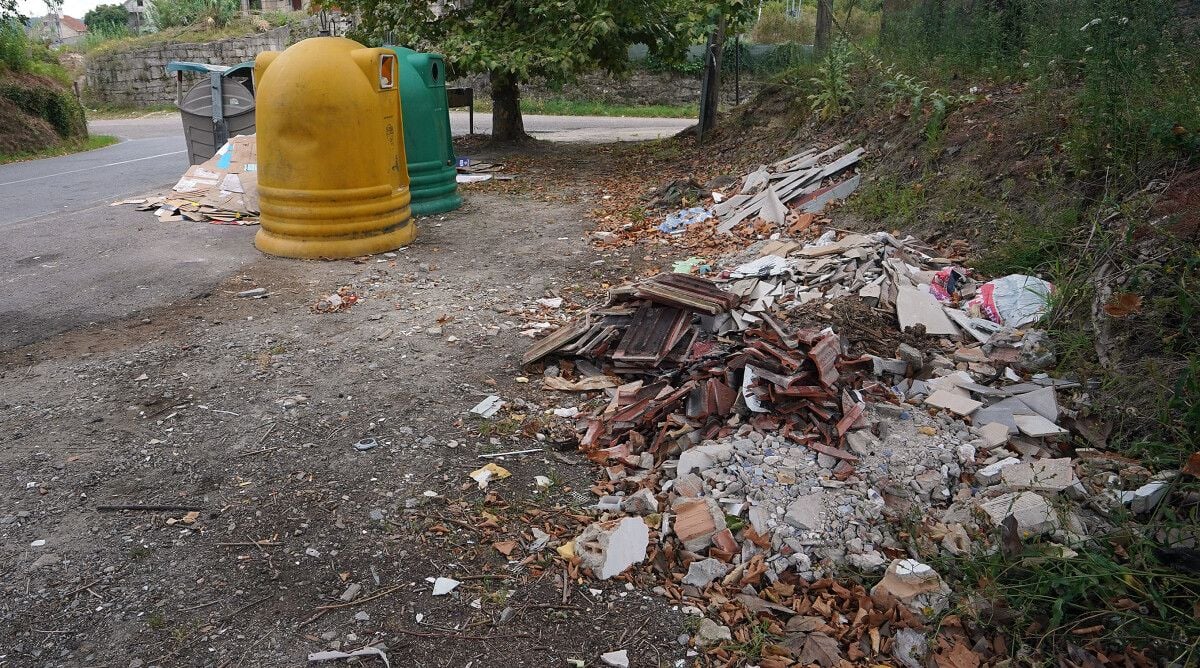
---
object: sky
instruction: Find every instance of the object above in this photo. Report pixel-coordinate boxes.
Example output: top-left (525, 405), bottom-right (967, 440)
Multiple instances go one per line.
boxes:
top-left (18, 0), bottom-right (110, 21)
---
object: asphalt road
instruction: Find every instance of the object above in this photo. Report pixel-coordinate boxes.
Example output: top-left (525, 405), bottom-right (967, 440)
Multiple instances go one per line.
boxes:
top-left (0, 111), bottom-right (691, 351)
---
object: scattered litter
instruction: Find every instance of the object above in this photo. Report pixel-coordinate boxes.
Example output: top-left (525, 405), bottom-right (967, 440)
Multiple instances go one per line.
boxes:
top-left (659, 207), bottom-right (712, 235)
top-left (353, 438), bottom-right (378, 452)
top-left (429, 576), bottom-right (460, 595)
top-left (600, 649), bottom-right (629, 667)
top-left (967, 274), bottom-right (1053, 327)
top-left (308, 646), bottom-right (390, 667)
top-left (456, 173), bottom-right (493, 184)
top-left (468, 463), bottom-right (511, 489)
top-left (236, 287), bottom-right (267, 298)
top-left (312, 287), bottom-right (359, 313)
top-left (470, 395), bottom-right (504, 418)
top-left (477, 448), bottom-right (543, 459)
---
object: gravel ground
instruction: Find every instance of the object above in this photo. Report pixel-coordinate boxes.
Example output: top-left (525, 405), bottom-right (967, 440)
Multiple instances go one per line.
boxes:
top-left (0, 190), bottom-right (689, 667)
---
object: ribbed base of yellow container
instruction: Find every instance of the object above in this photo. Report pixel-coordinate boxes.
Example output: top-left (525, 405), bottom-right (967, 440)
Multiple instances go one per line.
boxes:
top-left (255, 183), bottom-right (416, 258)
top-left (255, 220), bottom-right (416, 258)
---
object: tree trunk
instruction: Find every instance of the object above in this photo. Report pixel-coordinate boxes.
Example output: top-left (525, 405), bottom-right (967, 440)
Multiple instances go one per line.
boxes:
top-left (490, 71), bottom-right (528, 142)
top-left (697, 14), bottom-right (726, 140)
top-left (815, 0), bottom-right (833, 55)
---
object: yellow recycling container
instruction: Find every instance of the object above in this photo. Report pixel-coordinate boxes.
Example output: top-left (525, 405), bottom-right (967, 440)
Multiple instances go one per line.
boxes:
top-left (253, 37), bottom-right (415, 258)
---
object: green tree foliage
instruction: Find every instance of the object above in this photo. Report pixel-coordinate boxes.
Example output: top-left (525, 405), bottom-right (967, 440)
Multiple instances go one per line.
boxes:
top-left (330, 0), bottom-right (715, 141)
top-left (84, 3), bottom-right (130, 31)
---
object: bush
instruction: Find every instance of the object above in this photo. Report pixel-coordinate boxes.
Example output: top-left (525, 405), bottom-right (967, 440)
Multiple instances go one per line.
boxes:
top-left (150, 0), bottom-right (240, 29)
top-left (0, 80), bottom-right (87, 139)
top-left (1, 19), bottom-right (30, 71)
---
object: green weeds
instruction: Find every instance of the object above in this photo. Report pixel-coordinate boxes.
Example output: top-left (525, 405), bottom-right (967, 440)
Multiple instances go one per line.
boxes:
top-left (851, 175), bottom-right (925, 227)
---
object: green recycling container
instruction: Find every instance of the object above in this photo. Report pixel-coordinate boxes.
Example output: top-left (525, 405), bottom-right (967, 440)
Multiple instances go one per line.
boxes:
top-left (387, 46), bottom-right (462, 216)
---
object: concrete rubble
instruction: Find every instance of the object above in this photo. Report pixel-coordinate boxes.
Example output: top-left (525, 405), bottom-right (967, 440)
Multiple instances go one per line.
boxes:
top-left (522, 170), bottom-right (1166, 657)
top-left (574, 516), bottom-right (649, 580)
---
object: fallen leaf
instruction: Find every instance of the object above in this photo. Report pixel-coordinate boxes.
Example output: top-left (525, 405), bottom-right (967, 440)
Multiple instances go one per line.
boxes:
top-left (1103, 293), bottom-right (1143, 318)
top-left (932, 639), bottom-right (981, 668)
top-left (796, 632), bottom-right (842, 668)
top-left (738, 593), bottom-right (797, 617)
top-left (492, 540), bottom-right (518, 556)
top-left (181, 511), bottom-right (200, 525)
top-left (785, 615), bottom-right (827, 633)
top-left (1183, 451), bottom-right (1200, 478)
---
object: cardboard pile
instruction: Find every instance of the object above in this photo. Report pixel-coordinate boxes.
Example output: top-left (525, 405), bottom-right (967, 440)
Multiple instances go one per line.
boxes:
top-left (119, 134), bottom-right (259, 225)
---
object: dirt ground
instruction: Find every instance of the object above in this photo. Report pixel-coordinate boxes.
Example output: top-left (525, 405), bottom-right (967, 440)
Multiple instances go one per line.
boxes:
top-left (0, 170), bottom-right (693, 667)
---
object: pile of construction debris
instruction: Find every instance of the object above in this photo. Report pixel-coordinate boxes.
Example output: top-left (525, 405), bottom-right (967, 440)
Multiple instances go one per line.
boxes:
top-left (710, 144), bottom-right (863, 233)
top-left (113, 134), bottom-right (259, 225)
top-left (518, 219), bottom-right (1180, 663)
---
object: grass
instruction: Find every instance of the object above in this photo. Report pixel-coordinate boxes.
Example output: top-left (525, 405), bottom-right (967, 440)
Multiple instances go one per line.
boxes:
top-left (79, 16), bottom-right (277, 56)
top-left (474, 97), bottom-right (697, 119)
top-left (0, 135), bottom-right (118, 165)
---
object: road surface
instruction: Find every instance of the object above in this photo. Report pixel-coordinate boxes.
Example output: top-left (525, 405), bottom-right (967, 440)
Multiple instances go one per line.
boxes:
top-left (0, 112), bottom-right (691, 351)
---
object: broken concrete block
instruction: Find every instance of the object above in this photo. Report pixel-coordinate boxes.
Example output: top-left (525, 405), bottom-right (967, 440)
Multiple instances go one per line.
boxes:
top-left (1013, 414), bottom-right (1068, 437)
top-left (682, 558), bottom-right (731, 587)
top-left (747, 505), bottom-right (769, 534)
top-left (1015, 386), bottom-right (1059, 422)
top-left (1000, 458), bottom-right (1074, 492)
top-left (600, 649), bottom-right (629, 667)
top-left (977, 457), bottom-right (1020, 484)
top-left (672, 473), bottom-right (705, 497)
top-left (892, 627), bottom-right (929, 668)
top-left (953, 346), bottom-right (988, 363)
top-left (847, 550), bottom-right (887, 572)
top-left (621, 488), bottom-right (659, 515)
top-left (1126, 481), bottom-right (1170, 514)
top-left (784, 491), bottom-right (823, 530)
top-left (696, 618), bottom-right (732, 646)
top-left (870, 559), bottom-right (951, 617)
top-left (979, 491), bottom-right (1059, 536)
top-left (925, 389), bottom-right (982, 416)
top-left (973, 406), bottom-right (1019, 434)
top-left (672, 497), bottom-right (726, 553)
top-left (897, 286), bottom-right (959, 336)
top-left (897, 343), bottom-right (924, 373)
top-left (576, 517), bottom-right (649, 580)
top-left (677, 441), bottom-right (734, 477)
top-left (977, 422), bottom-right (1011, 448)
top-left (846, 430), bottom-right (879, 457)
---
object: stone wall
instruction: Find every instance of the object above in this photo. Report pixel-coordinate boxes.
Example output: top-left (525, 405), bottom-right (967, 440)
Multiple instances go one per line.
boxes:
top-left (83, 18), bottom-right (321, 107)
top-left (449, 69), bottom-right (757, 108)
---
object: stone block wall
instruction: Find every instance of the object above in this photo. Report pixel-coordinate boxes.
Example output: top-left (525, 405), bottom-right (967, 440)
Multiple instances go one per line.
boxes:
top-left (83, 18), bottom-right (320, 107)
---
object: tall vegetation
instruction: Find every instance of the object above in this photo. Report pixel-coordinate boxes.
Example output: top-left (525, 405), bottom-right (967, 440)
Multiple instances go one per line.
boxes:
top-left (881, 0), bottom-right (1200, 184)
top-left (150, 0), bottom-right (239, 29)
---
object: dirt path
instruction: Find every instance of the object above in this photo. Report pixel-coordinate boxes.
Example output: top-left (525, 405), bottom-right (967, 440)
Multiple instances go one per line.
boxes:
top-left (0, 186), bottom-right (687, 666)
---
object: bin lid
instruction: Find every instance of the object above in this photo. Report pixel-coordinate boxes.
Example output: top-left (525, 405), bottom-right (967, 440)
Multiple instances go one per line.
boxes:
top-left (167, 61), bottom-right (256, 79)
top-left (180, 77), bottom-right (255, 119)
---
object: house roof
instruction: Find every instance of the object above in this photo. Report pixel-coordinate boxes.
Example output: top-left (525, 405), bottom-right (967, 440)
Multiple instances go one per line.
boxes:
top-left (59, 15), bottom-right (88, 33)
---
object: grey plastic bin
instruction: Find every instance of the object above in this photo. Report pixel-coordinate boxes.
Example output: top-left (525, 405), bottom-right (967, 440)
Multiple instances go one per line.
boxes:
top-left (167, 61), bottom-right (256, 165)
